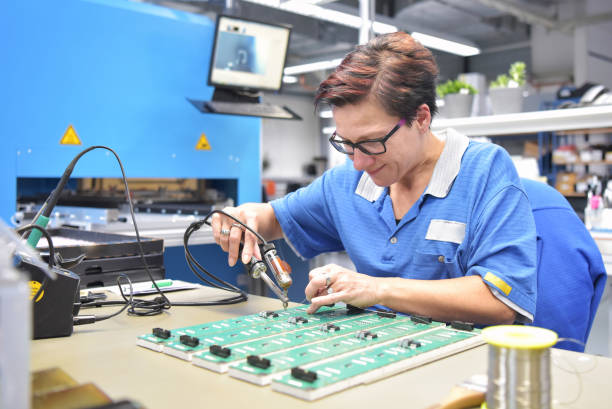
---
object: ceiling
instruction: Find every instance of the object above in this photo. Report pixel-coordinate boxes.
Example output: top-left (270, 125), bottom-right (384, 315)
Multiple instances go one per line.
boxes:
top-left (140, 0), bottom-right (606, 92)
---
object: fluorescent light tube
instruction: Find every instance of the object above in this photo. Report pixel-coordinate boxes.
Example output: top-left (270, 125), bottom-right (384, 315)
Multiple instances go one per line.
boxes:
top-left (284, 58), bottom-right (343, 75)
top-left (411, 32), bottom-right (480, 56)
top-left (282, 75), bottom-right (298, 84)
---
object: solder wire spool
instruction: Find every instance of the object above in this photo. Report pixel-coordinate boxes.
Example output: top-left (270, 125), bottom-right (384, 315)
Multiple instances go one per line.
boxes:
top-left (481, 325), bottom-right (558, 409)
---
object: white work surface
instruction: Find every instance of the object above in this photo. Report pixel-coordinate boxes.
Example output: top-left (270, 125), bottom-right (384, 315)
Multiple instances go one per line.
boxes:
top-left (31, 287), bottom-right (612, 409)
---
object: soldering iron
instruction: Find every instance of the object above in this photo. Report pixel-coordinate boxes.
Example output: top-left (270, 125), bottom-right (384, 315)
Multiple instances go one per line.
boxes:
top-left (199, 210), bottom-right (293, 309)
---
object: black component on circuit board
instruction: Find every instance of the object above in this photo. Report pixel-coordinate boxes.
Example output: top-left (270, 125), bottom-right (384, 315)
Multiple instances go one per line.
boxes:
top-left (450, 321), bottom-right (474, 331)
top-left (247, 355), bottom-right (271, 369)
top-left (399, 338), bottom-right (422, 349)
top-left (179, 335), bottom-right (199, 347)
top-left (210, 344), bottom-right (231, 358)
top-left (319, 323), bottom-right (340, 332)
top-left (376, 310), bottom-right (396, 319)
top-left (259, 311), bottom-right (279, 318)
top-left (152, 327), bottom-right (171, 339)
top-left (355, 330), bottom-right (378, 340)
top-left (346, 304), bottom-right (365, 315)
top-left (291, 367), bottom-right (318, 383)
top-left (410, 315), bottom-right (432, 324)
top-left (288, 316), bottom-right (308, 324)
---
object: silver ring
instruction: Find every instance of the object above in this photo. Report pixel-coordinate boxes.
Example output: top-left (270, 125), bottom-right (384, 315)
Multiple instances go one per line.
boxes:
top-left (231, 223), bottom-right (244, 230)
top-left (325, 276), bottom-right (331, 287)
top-left (327, 286), bottom-right (334, 294)
top-left (220, 228), bottom-right (231, 236)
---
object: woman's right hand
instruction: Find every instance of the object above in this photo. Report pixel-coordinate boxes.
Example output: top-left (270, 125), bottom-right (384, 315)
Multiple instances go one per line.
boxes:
top-left (210, 206), bottom-right (262, 266)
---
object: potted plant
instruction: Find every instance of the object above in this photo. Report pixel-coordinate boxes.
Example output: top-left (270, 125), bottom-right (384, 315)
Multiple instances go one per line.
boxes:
top-left (489, 61), bottom-right (526, 115)
top-left (436, 79), bottom-right (477, 118)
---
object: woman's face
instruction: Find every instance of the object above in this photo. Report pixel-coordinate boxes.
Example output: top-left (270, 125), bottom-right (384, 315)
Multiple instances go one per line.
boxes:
top-left (333, 98), bottom-right (431, 187)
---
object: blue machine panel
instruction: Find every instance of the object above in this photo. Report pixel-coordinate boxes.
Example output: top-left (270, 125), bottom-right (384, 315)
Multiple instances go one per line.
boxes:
top-left (0, 0), bottom-right (284, 296)
top-left (0, 0), bottom-right (262, 221)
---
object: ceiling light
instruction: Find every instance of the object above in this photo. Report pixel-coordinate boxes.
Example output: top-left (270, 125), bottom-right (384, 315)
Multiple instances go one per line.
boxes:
top-left (241, 0), bottom-right (477, 58)
top-left (322, 126), bottom-right (335, 134)
top-left (411, 32), bottom-right (480, 57)
top-left (372, 21), bottom-right (397, 34)
top-left (243, 0), bottom-right (396, 34)
top-left (284, 58), bottom-right (343, 75)
top-left (282, 75), bottom-right (298, 84)
top-left (319, 110), bottom-right (333, 118)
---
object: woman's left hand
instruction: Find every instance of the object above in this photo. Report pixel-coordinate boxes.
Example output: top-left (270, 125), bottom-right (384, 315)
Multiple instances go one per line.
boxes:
top-left (305, 264), bottom-right (382, 314)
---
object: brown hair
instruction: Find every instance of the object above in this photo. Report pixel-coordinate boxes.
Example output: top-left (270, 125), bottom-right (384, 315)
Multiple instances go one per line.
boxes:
top-left (315, 32), bottom-right (439, 124)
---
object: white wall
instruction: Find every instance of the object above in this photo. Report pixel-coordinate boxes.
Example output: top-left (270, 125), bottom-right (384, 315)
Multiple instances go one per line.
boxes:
top-left (531, 2), bottom-right (575, 85)
top-left (261, 93), bottom-right (320, 179)
top-left (532, 0), bottom-right (612, 90)
top-left (575, 0), bottom-right (612, 87)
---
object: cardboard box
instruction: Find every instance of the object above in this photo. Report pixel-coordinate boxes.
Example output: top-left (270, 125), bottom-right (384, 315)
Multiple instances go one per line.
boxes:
top-left (523, 140), bottom-right (540, 158)
top-left (555, 172), bottom-right (577, 194)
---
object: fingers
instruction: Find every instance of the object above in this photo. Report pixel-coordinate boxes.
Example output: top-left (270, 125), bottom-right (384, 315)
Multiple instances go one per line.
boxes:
top-left (211, 207), bottom-right (255, 267)
top-left (305, 267), bottom-right (332, 302)
top-left (210, 212), bottom-right (224, 246)
top-left (242, 211), bottom-right (260, 264)
top-left (227, 223), bottom-right (244, 266)
top-left (307, 290), bottom-right (345, 314)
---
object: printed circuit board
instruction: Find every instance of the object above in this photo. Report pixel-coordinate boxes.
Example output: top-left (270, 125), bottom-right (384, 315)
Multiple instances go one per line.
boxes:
top-left (136, 305), bottom-right (483, 400)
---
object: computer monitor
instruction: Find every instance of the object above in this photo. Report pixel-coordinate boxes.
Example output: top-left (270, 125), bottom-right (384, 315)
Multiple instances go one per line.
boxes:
top-left (208, 15), bottom-right (291, 93)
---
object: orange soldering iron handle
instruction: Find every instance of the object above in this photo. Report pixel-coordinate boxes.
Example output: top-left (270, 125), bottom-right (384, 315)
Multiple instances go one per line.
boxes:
top-left (265, 252), bottom-right (293, 289)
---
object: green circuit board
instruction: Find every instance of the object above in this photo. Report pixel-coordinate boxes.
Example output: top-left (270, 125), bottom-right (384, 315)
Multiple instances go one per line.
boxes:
top-left (228, 319), bottom-right (444, 384)
top-left (136, 305), bottom-right (483, 400)
top-left (271, 326), bottom-right (482, 400)
top-left (137, 305), bottom-right (313, 352)
top-left (192, 313), bottom-right (415, 372)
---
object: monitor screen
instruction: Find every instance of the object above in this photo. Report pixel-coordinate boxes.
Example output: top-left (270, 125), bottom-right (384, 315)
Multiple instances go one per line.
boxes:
top-left (208, 15), bottom-right (291, 92)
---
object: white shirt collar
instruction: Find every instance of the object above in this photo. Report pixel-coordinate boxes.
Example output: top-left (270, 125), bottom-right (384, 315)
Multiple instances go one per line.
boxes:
top-left (355, 128), bottom-right (469, 202)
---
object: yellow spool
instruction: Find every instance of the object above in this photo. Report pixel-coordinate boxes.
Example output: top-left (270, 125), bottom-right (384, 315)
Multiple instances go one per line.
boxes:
top-left (482, 325), bottom-right (558, 349)
top-left (481, 325), bottom-right (558, 409)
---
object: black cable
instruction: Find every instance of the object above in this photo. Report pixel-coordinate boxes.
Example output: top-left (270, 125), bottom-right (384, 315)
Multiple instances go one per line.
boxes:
top-left (15, 224), bottom-right (56, 269)
top-left (202, 209), bottom-right (268, 245)
top-left (169, 215), bottom-right (248, 306)
top-left (49, 146), bottom-right (253, 323)
top-left (79, 214), bottom-right (249, 310)
top-left (70, 147), bottom-right (247, 317)
top-left (87, 274), bottom-right (135, 322)
top-left (15, 224), bottom-right (56, 304)
top-left (46, 146), bottom-right (171, 317)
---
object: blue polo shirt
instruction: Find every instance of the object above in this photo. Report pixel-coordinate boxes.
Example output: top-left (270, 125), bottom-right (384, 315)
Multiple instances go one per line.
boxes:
top-left (271, 128), bottom-right (537, 322)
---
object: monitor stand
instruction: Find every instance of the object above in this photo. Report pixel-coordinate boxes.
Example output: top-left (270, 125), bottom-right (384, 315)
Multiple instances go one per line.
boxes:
top-left (187, 87), bottom-right (260, 113)
top-left (211, 87), bottom-right (260, 103)
top-left (186, 87), bottom-right (301, 120)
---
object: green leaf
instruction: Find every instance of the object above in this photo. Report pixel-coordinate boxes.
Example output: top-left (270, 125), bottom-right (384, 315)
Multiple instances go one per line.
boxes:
top-left (491, 61), bottom-right (526, 88)
top-left (436, 79), bottom-right (478, 97)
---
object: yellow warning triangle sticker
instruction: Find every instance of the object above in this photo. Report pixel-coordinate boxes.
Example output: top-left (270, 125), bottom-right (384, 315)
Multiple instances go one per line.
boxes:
top-left (60, 125), bottom-right (82, 145)
top-left (195, 133), bottom-right (211, 150)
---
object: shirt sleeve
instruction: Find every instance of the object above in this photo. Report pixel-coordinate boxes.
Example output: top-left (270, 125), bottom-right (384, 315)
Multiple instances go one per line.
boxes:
top-left (466, 184), bottom-right (538, 323)
top-left (270, 170), bottom-right (345, 259)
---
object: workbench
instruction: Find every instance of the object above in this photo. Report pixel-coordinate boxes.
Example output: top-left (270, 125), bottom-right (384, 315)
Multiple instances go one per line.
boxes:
top-left (31, 287), bottom-right (612, 409)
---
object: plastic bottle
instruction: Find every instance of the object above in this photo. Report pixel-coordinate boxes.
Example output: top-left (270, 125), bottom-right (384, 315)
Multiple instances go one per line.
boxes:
top-left (0, 225), bottom-right (32, 409)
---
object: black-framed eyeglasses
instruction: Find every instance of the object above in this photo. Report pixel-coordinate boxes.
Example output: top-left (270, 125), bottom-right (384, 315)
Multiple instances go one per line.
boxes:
top-left (329, 118), bottom-right (407, 155)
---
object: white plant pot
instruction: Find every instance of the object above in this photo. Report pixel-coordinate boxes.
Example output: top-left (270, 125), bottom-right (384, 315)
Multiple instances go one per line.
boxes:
top-left (489, 86), bottom-right (524, 115)
top-left (443, 93), bottom-right (474, 118)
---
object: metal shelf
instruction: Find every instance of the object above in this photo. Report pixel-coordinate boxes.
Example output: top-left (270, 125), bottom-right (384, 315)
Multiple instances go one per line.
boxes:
top-left (431, 105), bottom-right (612, 137)
top-left (553, 160), bottom-right (612, 166)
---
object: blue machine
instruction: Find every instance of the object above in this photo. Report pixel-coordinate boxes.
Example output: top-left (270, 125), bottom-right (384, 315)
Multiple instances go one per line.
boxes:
top-left (0, 0), bottom-right (310, 297)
